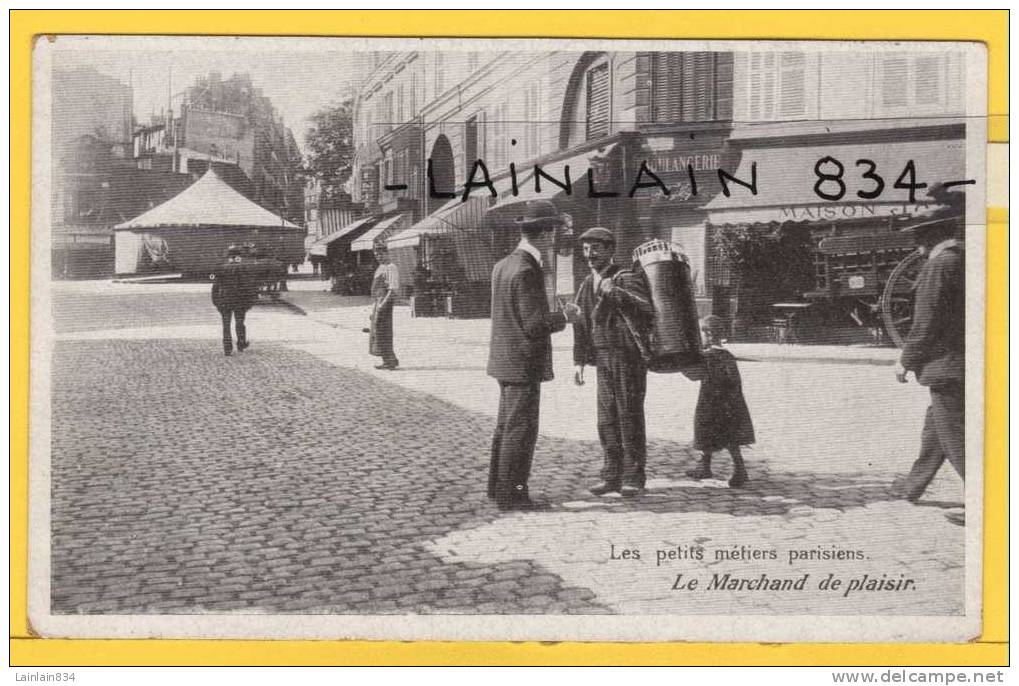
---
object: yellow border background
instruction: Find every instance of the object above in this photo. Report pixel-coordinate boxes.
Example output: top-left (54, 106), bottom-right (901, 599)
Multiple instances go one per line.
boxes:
top-left (10, 9), bottom-right (1008, 666)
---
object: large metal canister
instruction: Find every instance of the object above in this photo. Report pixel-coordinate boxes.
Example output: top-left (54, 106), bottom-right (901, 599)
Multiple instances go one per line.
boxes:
top-left (632, 239), bottom-right (703, 372)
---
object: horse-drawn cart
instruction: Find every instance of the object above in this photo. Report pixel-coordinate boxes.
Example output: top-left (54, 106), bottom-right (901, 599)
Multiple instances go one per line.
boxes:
top-left (801, 224), bottom-right (921, 345)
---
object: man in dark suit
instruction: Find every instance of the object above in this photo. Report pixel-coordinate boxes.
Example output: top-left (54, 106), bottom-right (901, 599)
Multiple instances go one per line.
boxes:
top-left (894, 208), bottom-right (965, 508)
top-left (487, 200), bottom-right (581, 511)
top-left (211, 245), bottom-right (258, 356)
top-left (571, 227), bottom-right (655, 497)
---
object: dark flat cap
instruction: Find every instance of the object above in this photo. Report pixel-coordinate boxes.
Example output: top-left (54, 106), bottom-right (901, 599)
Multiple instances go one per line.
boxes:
top-left (579, 226), bottom-right (616, 244)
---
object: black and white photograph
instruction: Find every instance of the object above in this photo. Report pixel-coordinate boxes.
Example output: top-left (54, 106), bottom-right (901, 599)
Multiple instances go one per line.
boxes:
top-left (29, 36), bottom-right (987, 642)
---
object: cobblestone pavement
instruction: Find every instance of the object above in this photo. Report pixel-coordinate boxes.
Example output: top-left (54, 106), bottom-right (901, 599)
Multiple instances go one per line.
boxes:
top-left (51, 339), bottom-right (611, 615)
top-left (47, 285), bottom-right (967, 618)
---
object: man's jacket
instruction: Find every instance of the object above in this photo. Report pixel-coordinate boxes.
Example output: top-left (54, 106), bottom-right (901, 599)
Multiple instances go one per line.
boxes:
top-left (900, 244), bottom-right (965, 388)
top-left (487, 249), bottom-right (567, 383)
top-left (573, 264), bottom-right (654, 366)
top-left (211, 260), bottom-right (258, 311)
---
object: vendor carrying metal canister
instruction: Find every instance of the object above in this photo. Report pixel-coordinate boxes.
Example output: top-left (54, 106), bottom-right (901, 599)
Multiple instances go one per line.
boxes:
top-left (571, 227), bottom-right (656, 497)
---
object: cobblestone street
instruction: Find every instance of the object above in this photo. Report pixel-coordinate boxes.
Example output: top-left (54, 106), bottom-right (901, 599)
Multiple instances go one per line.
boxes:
top-left (47, 282), bottom-right (967, 619)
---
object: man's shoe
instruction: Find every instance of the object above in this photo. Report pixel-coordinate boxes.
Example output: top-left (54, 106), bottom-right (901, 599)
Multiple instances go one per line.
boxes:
top-left (890, 477), bottom-right (922, 503)
top-left (224, 348), bottom-right (233, 357)
top-left (686, 458), bottom-right (713, 480)
top-left (620, 485), bottom-right (643, 498)
top-left (589, 481), bottom-right (621, 496)
top-left (728, 471), bottom-right (748, 489)
top-left (374, 363), bottom-right (397, 370)
top-left (497, 497), bottom-right (538, 512)
top-left (237, 340), bottom-right (249, 352)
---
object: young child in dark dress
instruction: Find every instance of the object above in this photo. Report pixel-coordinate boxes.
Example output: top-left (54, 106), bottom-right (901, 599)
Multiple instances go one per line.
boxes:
top-left (686, 315), bottom-right (755, 488)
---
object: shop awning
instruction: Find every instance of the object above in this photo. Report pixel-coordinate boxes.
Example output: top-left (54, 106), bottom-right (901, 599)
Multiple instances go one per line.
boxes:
top-left (487, 142), bottom-right (618, 219)
top-left (308, 215), bottom-right (378, 256)
top-left (387, 197), bottom-right (490, 249)
top-left (703, 139), bottom-right (966, 225)
top-left (351, 213), bottom-right (406, 252)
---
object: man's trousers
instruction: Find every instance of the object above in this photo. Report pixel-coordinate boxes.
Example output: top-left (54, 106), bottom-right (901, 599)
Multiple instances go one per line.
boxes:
top-left (595, 349), bottom-right (648, 488)
top-left (219, 306), bottom-right (248, 352)
top-left (488, 381), bottom-right (541, 505)
top-left (903, 385), bottom-right (965, 500)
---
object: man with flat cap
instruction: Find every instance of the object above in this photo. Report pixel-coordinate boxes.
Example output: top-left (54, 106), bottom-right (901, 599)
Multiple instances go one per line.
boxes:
top-left (571, 227), bottom-right (655, 497)
top-left (894, 188), bottom-right (966, 511)
top-left (487, 200), bottom-right (581, 511)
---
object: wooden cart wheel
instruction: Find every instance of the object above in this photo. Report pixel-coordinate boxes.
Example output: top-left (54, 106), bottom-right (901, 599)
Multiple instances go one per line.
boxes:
top-left (880, 249), bottom-right (924, 348)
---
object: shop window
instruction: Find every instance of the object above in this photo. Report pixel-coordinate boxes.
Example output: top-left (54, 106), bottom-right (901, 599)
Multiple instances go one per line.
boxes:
top-left (585, 62), bottom-right (610, 140)
top-left (650, 52), bottom-right (733, 123)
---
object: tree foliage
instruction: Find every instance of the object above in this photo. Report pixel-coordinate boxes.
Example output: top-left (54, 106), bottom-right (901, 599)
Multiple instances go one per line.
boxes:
top-left (304, 99), bottom-right (355, 205)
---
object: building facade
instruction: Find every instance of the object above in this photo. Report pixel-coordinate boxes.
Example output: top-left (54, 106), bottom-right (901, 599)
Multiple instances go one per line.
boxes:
top-left (350, 48), bottom-right (969, 337)
top-left (49, 66), bottom-right (165, 279)
top-left (132, 72), bottom-right (306, 227)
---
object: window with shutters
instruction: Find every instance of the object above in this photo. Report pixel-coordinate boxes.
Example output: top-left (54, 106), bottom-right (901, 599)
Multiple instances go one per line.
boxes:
top-left (396, 82), bottom-right (405, 123)
top-left (489, 102), bottom-right (508, 171)
top-left (523, 81), bottom-right (543, 158)
top-left (879, 53), bottom-right (950, 112)
top-left (744, 52), bottom-right (807, 121)
top-left (586, 62), bottom-right (610, 140)
top-left (382, 92), bottom-right (394, 134)
top-left (465, 115), bottom-right (478, 169)
top-left (882, 57), bottom-right (909, 107)
top-left (435, 53), bottom-right (445, 97)
top-left (409, 71), bottom-right (417, 119)
top-left (914, 56), bottom-right (940, 105)
top-left (650, 52), bottom-right (733, 123)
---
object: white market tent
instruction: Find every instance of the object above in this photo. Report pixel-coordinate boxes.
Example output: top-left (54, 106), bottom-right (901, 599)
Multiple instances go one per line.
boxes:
top-left (113, 168), bottom-right (303, 276)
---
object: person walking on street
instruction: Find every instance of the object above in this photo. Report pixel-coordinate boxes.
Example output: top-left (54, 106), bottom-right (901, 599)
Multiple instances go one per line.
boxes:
top-left (571, 227), bottom-right (655, 497)
top-left (369, 246), bottom-right (401, 370)
top-left (685, 315), bottom-right (755, 488)
top-left (487, 200), bottom-right (581, 511)
top-left (894, 203), bottom-right (965, 512)
top-left (211, 244), bottom-right (258, 356)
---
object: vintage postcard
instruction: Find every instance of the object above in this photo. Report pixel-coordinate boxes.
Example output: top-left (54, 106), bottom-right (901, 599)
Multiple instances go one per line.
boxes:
top-left (28, 35), bottom-right (987, 643)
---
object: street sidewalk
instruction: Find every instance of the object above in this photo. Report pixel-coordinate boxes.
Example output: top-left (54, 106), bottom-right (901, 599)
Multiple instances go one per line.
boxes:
top-left (282, 289), bottom-right (900, 367)
top-left (277, 294), bottom-right (946, 490)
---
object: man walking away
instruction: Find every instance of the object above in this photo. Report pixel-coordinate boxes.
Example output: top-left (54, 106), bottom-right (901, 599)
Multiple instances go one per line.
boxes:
top-left (211, 244), bottom-right (258, 356)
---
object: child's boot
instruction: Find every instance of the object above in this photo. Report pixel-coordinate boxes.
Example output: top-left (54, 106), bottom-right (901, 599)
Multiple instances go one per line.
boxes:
top-left (728, 448), bottom-right (748, 488)
top-left (686, 453), bottom-right (713, 480)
